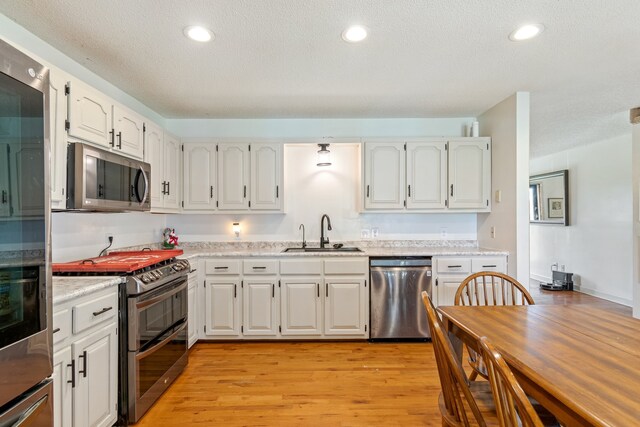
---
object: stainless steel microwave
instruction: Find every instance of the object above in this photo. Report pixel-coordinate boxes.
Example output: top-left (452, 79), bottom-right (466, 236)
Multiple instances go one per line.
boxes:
top-left (67, 142), bottom-right (151, 211)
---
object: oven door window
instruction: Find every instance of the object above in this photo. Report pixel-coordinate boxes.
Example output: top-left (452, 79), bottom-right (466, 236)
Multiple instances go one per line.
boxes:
top-left (135, 282), bottom-right (187, 351)
top-left (85, 155), bottom-right (131, 203)
top-left (0, 266), bottom-right (44, 348)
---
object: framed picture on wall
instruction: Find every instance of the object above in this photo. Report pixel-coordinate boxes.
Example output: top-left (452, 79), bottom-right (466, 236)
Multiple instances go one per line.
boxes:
top-left (548, 198), bottom-right (564, 218)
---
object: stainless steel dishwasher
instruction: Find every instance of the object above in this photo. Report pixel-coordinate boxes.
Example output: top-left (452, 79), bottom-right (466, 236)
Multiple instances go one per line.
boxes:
top-left (370, 257), bottom-right (433, 340)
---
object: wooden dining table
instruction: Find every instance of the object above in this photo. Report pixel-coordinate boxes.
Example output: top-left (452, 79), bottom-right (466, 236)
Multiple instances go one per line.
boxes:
top-left (438, 304), bottom-right (640, 427)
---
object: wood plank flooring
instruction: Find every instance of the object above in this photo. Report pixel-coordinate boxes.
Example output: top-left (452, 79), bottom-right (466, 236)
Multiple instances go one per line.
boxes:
top-left (135, 289), bottom-right (632, 426)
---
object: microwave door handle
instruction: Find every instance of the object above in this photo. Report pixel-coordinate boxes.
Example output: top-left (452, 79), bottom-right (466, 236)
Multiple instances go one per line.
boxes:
top-left (134, 166), bottom-right (150, 205)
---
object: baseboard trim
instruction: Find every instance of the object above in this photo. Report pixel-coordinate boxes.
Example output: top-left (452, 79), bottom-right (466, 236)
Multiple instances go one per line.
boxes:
top-left (530, 274), bottom-right (550, 283)
top-left (572, 286), bottom-right (632, 307)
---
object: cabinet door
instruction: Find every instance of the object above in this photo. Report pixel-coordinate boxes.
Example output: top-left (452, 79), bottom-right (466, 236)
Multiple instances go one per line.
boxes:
top-left (163, 132), bottom-right (181, 210)
top-left (0, 144), bottom-right (10, 217)
top-left (72, 322), bottom-right (118, 427)
top-left (112, 104), bottom-right (144, 159)
top-left (144, 122), bottom-right (164, 209)
top-left (205, 279), bottom-right (241, 336)
top-left (9, 142), bottom-right (45, 217)
top-left (435, 276), bottom-right (466, 307)
top-left (364, 142), bottom-right (405, 210)
top-left (406, 141), bottom-right (447, 209)
top-left (49, 68), bottom-right (68, 205)
top-left (448, 139), bottom-right (491, 209)
top-left (243, 280), bottom-right (278, 336)
top-left (324, 278), bottom-right (367, 336)
top-left (52, 346), bottom-right (73, 427)
top-left (217, 142), bottom-right (250, 210)
top-left (250, 143), bottom-right (282, 211)
top-left (183, 143), bottom-right (216, 210)
top-left (66, 79), bottom-right (112, 147)
top-left (280, 278), bottom-right (322, 336)
top-left (188, 277), bottom-right (198, 348)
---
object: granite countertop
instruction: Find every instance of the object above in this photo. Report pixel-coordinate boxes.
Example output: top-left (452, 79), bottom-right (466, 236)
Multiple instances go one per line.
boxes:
top-left (52, 276), bottom-right (123, 305)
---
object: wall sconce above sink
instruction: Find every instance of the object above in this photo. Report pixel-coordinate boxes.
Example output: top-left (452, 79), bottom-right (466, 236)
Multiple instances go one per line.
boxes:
top-left (317, 143), bottom-right (331, 167)
top-left (232, 222), bottom-right (241, 238)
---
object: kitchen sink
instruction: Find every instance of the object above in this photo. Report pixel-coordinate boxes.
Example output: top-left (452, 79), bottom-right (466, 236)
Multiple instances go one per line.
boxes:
top-left (282, 247), bottom-right (363, 253)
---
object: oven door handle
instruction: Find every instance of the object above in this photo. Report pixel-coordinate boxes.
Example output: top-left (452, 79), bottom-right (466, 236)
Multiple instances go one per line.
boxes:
top-left (136, 281), bottom-right (188, 310)
top-left (135, 321), bottom-right (187, 361)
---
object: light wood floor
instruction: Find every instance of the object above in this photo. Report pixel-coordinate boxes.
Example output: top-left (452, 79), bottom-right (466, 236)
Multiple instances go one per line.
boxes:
top-left (136, 290), bottom-right (631, 426)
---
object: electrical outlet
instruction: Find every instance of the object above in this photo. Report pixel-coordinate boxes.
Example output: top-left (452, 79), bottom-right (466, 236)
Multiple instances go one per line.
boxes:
top-left (440, 228), bottom-right (447, 238)
top-left (490, 226), bottom-right (496, 238)
top-left (495, 190), bottom-right (502, 203)
top-left (106, 234), bottom-right (114, 243)
top-left (371, 227), bottom-right (379, 238)
top-left (560, 264), bottom-right (565, 272)
top-left (361, 228), bottom-right (370, 239)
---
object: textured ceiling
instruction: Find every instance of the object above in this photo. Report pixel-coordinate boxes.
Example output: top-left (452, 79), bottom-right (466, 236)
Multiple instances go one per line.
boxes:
top-left (1, 0), bottom-right (639, 156)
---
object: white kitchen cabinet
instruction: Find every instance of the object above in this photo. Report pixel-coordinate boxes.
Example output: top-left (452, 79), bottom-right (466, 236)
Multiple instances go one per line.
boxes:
top-left (187, 272), bottom-right (198, 348)
top-left (243, 280), bottom-right (278, 336)
top-left (72, 322), bottom-right (118, 427)
top-left (250, 143), bottom-right (282, 211)
top-left (66, 79), bottom-right (112, 148)
top-left (52, 287), bottom-right (119, 427)
top-left (52, 346), bottom-right (73, 427)
top-left (363, 142), bottom-right (405, 210)
top-left (217, 142), bottom-right (250, 210)
top-left (49, 67), bottom-right (68, 208)
top-left (205, 279), bottom-right (241, 337)
top-left (324, 278), bottom-right (367, 336)
top-left (435, 277), bottom-right (467, 308)
top-left (144, 124), bottom-right (181, 212)
top-left (447, 139), bottom-right (491, 209)
top-left (406, 140), bottom-right (447, 210)
top-left (280, 278), bottom-right (322, 336)
top-left (112, 104), bottom-right (144, 159)
top-left (183, 142), bottom-right (216, 210)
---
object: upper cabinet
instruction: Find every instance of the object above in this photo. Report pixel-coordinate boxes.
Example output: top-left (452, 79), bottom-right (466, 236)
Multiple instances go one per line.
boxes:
top-left (362, 137), bottom-right (491, 213)
top-left (66, 78), bottom-right (144, 159)
top-left (144, 124), bottom-right (181, 212)
top-left (182, 141), bottom-right (284, 213)
top-left (49, 67), bottom-right (69, 208)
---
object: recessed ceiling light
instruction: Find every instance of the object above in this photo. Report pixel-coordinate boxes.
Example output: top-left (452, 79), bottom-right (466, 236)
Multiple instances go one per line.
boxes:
top-left (184, 26), bottom-right (213, 42)
top-left (342, 25), bottom-right (368, 43)
top-left (509, 24), bottom-right (544, 41)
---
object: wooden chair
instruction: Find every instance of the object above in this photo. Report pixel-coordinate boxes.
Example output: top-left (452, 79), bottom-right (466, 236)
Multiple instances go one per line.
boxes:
top-left (421, 291), bottom-right (496, 426)
top-left (455, 272), bottom-right (535, 380)
top-left (478, 336), bottom-right (545, 427)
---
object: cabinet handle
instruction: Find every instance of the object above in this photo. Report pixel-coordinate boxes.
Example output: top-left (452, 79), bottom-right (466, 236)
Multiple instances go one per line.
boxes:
top-left (78, 350), bottom-right (87, 378)
top-left (117, 131), bottom-right (122, 149)
top-left (276, 185), bottom-right (279, 198)
top-left (109, 129), bottom-right (115, 147)
top-left (317, 283), bottom-right (319, 298)
top-left (92, 306), bottom-right (113, 316)
top-left (482, 265), bottom-right (497, 268)
top-left (210, 186), bottom-right (214, 199)
top-left (326, 284), bottom-right (329, 298)
top-left (52, 328), bottom-right (60, 334)
top-left (243, 185), bottom-right (247, 198)
top-left (67, 359), bottom-right (76, 388)
top-left (408, 185), bottom-right (411, 197)
top-left (447, 265), bottom-right (462, 268)
top-left (234, 284), bottom-right (237, 298)
top-left (214, 266), bottom-right (228, 270)
top-left (450, 184), bottom-right (454, 197)
top-left (161, 181), bottom-right (167, 195)
top-left (252, 266), bottom-right (266, 270)
top-left (166, 181), bottom-right (170, 195)
top-left (1, 190), bottom-right (6, 204)
top-left (272, 284), bottom-right (275, 298)
top-left (366, 185), bottom-right (370, 198)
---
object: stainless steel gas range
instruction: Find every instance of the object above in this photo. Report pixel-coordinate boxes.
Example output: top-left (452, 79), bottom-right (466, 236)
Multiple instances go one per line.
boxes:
top-left (53, 250), bottom-right (190, 424)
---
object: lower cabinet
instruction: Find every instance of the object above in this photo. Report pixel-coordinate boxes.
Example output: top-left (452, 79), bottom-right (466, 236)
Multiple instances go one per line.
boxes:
top-left (52, 287), bottom-right (118, 427)
top-left (201, 257), bottom-right (369, 340)
top-left (434, 256), bottom-right (508, 307)
top-left (187, 272), bottom-right (198, 348)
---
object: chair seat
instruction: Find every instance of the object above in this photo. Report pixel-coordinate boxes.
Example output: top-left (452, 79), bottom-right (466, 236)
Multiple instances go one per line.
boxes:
top-left (438, 381), bottom-right (560, 427)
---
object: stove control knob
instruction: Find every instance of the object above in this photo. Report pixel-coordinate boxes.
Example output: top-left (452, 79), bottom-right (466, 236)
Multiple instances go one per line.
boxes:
top-left (152, 271), bottom-right (160, 279)
top-left (141, 274), bottom-right (151, 283)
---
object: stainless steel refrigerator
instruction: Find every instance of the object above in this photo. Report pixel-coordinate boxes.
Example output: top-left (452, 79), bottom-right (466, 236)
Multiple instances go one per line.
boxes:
top-left (0, 38), bottom-right (53, 426)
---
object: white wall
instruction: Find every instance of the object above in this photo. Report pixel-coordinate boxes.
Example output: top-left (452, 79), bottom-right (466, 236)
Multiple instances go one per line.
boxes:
top-left (167, 143), bottom-right (478, 242)
top-left (531, 134), bottom-right (633, 306)
top-left (630, 123), bottom-right (640, 316)
top-left (51, 212), bottom-right (166, 262)
top-left (477, 93), bottom-right (530, 285)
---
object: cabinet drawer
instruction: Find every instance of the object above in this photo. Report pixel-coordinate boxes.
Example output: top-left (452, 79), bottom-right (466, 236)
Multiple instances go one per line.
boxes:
top-left (436, 258), bottom-right (471, 274)
top-left (280, 259), bottom-right (322, 275)
top-left (52, 308), bottom-right (71, 344)
top-left (243, 259), bottom-right (278, 275)
top-left (72, 291), bottom-right (118, 334)
top-left (205, 259), bottom-right (241, 275)
top-left (324, 258), bottom-right (368, 275)
top-left (471, 257), bottom-right (506, 273)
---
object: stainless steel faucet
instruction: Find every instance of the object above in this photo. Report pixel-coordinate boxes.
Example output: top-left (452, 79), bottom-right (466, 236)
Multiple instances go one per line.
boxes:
top-left (299, 223), bottom-right (306, 248)
top-left (320, 214), bottom-right (332, 248)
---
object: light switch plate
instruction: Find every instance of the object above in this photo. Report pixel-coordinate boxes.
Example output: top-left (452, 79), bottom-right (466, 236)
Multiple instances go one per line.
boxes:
top-left (371, 227), bottom-right (379, 238)
top-left (361, 228), bottom-right (370, 239)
